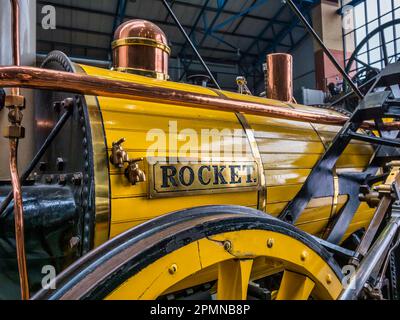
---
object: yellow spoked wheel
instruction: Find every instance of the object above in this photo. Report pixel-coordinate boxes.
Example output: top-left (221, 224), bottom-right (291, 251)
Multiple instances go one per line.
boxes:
top-left (32, 206), bottom-right (343, 300)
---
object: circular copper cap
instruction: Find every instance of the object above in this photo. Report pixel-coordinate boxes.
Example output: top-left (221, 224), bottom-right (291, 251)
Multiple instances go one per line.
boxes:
top-left (112, 19), bottom-right (170, 80)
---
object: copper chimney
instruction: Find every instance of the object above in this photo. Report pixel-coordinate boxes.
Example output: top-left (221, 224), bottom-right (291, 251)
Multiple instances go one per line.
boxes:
top-left (112, 19), bottom-right (170, 80)
top-left (265, 53), bottom-right (294, 102)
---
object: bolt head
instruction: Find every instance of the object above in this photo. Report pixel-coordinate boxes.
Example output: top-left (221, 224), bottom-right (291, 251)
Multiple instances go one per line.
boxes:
top-left (300, 251), bottom-right (308, 261)
top-left (326, 274), bottom-right (332, 284)
top-left (223, 241), bottom-right (232, 251)
top-left (168, 264), bottom-right (178, 275)
top-left (267, 238), bottom-right (274, 248)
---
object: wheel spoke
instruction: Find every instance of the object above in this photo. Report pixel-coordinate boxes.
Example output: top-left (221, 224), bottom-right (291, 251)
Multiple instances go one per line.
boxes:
top-left (276, 270), bottom-right (315, 300)
top-left (217, 259), bottom-right (253, 300)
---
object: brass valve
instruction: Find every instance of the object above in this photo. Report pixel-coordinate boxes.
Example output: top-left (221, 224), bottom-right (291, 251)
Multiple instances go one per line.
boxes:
top-left (2, 94), bottom-right (26, 139)
top-left (110, 138), bottom-right (146, 185)
top-left (110, 138), bottom-right (129, 168)
top-left (125, 158), bottom-right (146, 186)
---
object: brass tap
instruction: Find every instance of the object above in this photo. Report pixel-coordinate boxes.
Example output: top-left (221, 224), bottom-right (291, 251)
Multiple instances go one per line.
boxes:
top-left (110, 138), bottom-right (146, 185)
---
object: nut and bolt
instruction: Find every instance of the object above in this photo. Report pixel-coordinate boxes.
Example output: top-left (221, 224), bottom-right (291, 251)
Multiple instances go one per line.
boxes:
top-left (223, 240), bottom-right (232, 251)
top-left (45, 175), bottom-right (54, 184)
top-left (300, 251), bottom-right (308, 262)
top-left (168, 264), bottom-right (178, 275)
top-left (267, 238), bottom-right (274, 248)
top-left (72, 173), bottom-right (83, 185)
top-left (56, 157), bottom-right (65, 171)
top-left (58, 174), bottom-right (67, 186)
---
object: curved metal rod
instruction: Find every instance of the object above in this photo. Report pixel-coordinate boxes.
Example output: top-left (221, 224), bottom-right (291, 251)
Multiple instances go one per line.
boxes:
top-left (2, 66), bottom-right (400, 130)
top-left (9, 139), bottom-right (29, 300)
top-left (7, 0), bottom-right (30, 300)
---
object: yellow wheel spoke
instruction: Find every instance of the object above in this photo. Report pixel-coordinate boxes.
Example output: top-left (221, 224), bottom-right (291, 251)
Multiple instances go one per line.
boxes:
top-left (217, 259), bottom-right (253, 300)
top-left (276, 270), bottom-right (315, 300)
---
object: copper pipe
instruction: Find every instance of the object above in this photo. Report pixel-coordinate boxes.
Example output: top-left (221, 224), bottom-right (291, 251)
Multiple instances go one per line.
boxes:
top-left (10, 0), bottom-right (20, 96)
top-left (9, 139), bottom-right (30, 300)
top-left (8, 0), bottom-right (29, 300)
top-left (266, 53), bottom-right (293, 103)
top-left (1, 66), bottom-right (400, 130)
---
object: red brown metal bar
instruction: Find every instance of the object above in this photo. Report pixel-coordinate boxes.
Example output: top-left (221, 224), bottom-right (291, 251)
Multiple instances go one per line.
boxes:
top-left (9, 139), bottom-right (29, 300)
top-left (10, 0), bottom-right (20, 95)
top-left (7, 0), bottom-right (30, 300)
top-left (2, 66), bottom-right (400, 130)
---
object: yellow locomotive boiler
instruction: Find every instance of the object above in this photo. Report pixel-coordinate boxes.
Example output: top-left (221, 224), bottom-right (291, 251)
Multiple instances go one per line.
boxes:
top-left (1, 16), bottom-right (400, 301)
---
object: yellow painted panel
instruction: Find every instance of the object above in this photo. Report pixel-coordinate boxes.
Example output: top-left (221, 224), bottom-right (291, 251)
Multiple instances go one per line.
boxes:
top-left (297, 220), bottom-right (329, 236)
top-left (220, 91), bottom-right (290, 107)
top-left (266, 202), bottom-right (287, 216)
top-left (111, 191), bottom-right (257, 224)
top-left (265, 169), bottom-right (311, 186)
top-left (267, 184), bottom-right (302, 203)
top-left (337, 154), bottom-right (371, 168)
top-left (296, 206), bottom-right (332, 225)
top-left (262, 153), bottom-right (321, 170)
top-left (257, 139), bottom-right (325, 154)
top-left (81, 65), bottom-right (219, 95)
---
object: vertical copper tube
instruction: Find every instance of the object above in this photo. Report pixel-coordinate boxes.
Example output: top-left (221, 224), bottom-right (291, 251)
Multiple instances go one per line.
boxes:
top-left (8, 0), bottom-right (29, 299)
top-left (265, 53), bottom-right (294, 103)
top-left (9, 139), bottom-right (30, 300)
top-left (10, 0), bottom-right (20, 95)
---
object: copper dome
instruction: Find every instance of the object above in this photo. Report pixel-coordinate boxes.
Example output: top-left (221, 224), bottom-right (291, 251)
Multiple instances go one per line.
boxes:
top-left (112, 19), bottom-right (170, 80)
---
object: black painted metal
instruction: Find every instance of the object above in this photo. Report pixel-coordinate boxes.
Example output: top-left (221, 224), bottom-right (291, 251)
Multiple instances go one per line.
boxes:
top-left (161, 0), bottom-right (221, 90)
top-left (0, 109), bottom-right (73, 217)
top-left (280, 69), bottom-right (400, 244)
top-left (0, 185), bottom-right (78, 299)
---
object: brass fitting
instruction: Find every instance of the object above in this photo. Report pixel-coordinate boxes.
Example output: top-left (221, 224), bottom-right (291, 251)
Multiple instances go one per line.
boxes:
top-left (110, 138), bottom-right (146, 185)
top-left (125, 158), bottom-right (146, 186)
top-left (110, 138), bottom-right (129, 168)
top-left (2, 94), bottom-right (26, 139)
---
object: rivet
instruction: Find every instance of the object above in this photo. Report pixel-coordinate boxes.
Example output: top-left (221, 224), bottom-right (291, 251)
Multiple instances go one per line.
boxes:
top-left (168, 264), bottom-right (178, 275)
top-left (326, 274), bottom-right (332, 284)
top-left (267, 238), bottom-right (274, 248)
top-left (223, 241), bottom-right (232, 251)
top-left (300, 251), bottom-right (308, 261)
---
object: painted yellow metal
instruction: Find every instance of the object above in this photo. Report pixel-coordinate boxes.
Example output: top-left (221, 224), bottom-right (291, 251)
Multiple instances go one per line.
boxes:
top-left (217, 259), bottom-right (253, 300)
top-left (276, 270), bottom-right (315, 300)
top-left (105, 230), bottom-right (342, 300)
top-left (79, 64), bottom-right (375, 245)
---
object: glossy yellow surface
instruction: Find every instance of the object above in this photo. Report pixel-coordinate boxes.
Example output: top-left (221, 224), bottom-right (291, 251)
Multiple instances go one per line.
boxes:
top-left (80, 64), bottom-right (375, 244)
top-left (105, 230), bottom-right (342, 300)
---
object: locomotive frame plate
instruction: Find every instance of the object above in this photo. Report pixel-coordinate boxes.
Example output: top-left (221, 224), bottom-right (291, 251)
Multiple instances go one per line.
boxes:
top-left (148, 159), bottom-right (260, 198)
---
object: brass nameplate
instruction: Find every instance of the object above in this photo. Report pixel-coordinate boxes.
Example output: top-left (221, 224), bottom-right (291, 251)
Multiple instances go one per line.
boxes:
top-left (148, 160), bottom-right (260, 198)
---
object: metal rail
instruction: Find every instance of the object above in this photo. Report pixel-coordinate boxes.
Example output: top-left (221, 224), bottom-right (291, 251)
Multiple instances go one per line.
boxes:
top-left (3, 66), bottom-right (400, 130)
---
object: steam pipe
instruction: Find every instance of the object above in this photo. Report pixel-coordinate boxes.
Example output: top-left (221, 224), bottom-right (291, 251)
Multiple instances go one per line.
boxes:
top-left (7, 0), bottom-right (30, 300)
top-left (2, 66), bottom-right (400, 130)
top-left (10, 0), bottom-right (20, 95)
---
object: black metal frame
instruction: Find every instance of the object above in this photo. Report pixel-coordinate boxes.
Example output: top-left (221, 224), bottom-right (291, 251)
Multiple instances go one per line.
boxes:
top-left (280, 62), bottom-right (400, 244)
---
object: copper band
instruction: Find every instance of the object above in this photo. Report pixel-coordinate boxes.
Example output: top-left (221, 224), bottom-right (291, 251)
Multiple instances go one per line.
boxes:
top-left (113, 67), bottom-right (169, 80)
top-left (112, 37), bottom-right (171, 55)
